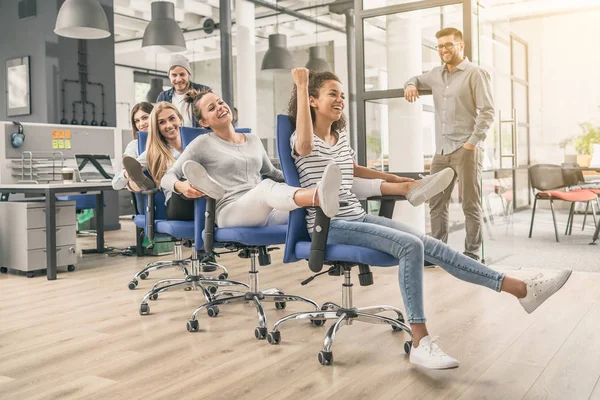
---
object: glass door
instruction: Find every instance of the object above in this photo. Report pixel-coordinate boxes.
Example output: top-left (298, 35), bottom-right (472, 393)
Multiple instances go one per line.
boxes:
top-left (476, 3), bottom-right (521, 265)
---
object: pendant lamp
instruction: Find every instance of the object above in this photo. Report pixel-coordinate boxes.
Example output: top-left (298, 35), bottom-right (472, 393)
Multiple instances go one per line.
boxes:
top-left (142, 1), bottom-right (186, 53)
top-left (261, 33), bottom-right (293, 71)
top-left (305, 45), bottom-right (331, 72)
top-left (146, 78), bottom-right (164, 103)
top-left (54, 0), bottom-right (111, 39)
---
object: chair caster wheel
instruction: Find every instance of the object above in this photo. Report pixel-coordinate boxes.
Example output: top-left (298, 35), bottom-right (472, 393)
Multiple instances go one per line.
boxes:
top-left (318, 351), bottom-right (333, 366)
top-left (187, 320), bottom-right (199, 332)
top-left (67, 265), bottom-right (76, 272)
top-left (150, 293), bottom-right (158, 301)
top-left (207, 285), bottom-right (218, 295)
top-left (404, 341), bottom-right (413, 354)
top-left (311, 319), bottom-right (325, 327)
top-left (391, 317), bottom-right (405, 331)
top-left (0, 267), bottom-right (7, 273)
top-left (218, 273), bottom-right (228, 280)
top-left (207, 306), bottom-right (219, 318)
top-left (26, 272), bottom-right (35, 278)
top-left (183, 286), bottom-right (193, 291)
top-left (275, 301), bottom-right (286, 310)
top-left (267, 331), bottom-right (281, 345)
top-left (128, 280), bottom-right (138, 290)
top-left (140, 272), bottom-right (148, 280)
top-left (140, 304), bottom-right (150, 315)
top-left (254, 327), bottom-right (267, 340)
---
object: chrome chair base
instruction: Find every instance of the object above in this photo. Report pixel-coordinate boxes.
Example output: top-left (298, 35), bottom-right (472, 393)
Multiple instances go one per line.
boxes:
top-left (267, 270), bottom-right (413, 366)
top-left (138, 247), bottom-right (248, 315)
top-left (127, 241), bottom-right (229, 290)
top-left (185, 248), bottom-right (320, 340)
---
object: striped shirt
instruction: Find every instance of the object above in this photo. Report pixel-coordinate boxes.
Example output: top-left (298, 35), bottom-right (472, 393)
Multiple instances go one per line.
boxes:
top-left (291, 131), bottom-right (365, 231)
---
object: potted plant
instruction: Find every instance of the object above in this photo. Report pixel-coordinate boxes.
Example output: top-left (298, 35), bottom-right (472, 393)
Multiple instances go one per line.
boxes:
top-left (574, 122), bottom-right (600, 167)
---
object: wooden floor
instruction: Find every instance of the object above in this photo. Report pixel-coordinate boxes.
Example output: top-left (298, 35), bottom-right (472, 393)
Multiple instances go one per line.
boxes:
top-left (1, 221), bottom-right (600, 400)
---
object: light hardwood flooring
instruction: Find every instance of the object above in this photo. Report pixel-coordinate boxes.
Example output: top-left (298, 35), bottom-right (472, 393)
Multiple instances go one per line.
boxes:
top-left (1, 221), bottom-right (600, 400)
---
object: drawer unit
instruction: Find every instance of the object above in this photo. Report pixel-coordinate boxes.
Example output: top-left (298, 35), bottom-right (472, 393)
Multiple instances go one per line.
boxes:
top-left (0, 201), bottom-right (77, 274)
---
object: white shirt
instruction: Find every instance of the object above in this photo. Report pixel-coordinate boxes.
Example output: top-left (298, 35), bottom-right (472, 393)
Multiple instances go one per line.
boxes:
top-left (172, 92), bottom-right (194, 128)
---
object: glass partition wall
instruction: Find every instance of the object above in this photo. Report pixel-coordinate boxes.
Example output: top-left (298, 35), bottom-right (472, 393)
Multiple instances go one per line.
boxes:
top-left (355, 0), bottom-right (530, 264)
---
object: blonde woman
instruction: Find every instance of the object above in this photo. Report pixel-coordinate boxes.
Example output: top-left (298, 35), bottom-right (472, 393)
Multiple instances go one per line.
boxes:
top-left (121, 102), bottom-right (193, 220)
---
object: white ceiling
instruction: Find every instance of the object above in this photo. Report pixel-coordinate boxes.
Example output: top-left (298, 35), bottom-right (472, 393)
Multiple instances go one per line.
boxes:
top-left (114, 0), bottom-right (348, 68)
top-left (114, 0), bottom-right (600, 70)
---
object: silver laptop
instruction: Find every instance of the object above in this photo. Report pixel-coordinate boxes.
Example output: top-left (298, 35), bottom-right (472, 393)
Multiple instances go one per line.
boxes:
top-left (74, 154), bottom-right (115, 182)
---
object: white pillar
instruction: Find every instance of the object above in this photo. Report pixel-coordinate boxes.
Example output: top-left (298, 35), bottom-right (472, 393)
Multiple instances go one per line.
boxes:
top-left (386, 14), bottom-right (426, 232)
top-left (235, 0), bottom-right (257, 135)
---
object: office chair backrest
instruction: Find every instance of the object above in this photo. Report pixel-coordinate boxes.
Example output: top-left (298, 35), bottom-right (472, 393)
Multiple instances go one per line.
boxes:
top-left (276, 114), bottom-right (310, 263)
top-left (180, 127), bottom-right (252, 149)
top-left (529, 164), bottom-right (565, 191)
top-left (137, 131), bottom-right (147, 154)
top-left (561, 163), bottom-right (585, 187)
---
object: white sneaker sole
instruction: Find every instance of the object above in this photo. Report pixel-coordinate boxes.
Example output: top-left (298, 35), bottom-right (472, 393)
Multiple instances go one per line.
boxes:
top-left (409, 355), bottom-right (459, 370)
top-left (406, 168), bottom-right (454, 207)
top-left (318, 163), bottom-right (342, 218)
top-left (182, 161), bottom-right (225, 200)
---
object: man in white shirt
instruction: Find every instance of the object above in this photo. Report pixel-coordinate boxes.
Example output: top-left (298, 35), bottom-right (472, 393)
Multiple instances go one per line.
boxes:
top-left (156, 54), bottom-right (210, 128)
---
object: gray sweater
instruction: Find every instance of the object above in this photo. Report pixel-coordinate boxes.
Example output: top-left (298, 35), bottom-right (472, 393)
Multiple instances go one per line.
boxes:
top-left (161, 132), bottom-right (284, 216)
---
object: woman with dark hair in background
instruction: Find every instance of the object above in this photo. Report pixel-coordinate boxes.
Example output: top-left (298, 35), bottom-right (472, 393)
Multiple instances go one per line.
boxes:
top-left (112, 102), bottom-right (153, 190)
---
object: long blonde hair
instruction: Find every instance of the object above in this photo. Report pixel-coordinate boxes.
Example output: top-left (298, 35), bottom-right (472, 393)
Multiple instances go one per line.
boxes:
top-left (146, 102), bottom-right (183, 184)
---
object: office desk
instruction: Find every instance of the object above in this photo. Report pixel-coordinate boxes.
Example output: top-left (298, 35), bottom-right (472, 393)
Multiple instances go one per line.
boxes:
top-left (0, 182), bottom-right (114, 280)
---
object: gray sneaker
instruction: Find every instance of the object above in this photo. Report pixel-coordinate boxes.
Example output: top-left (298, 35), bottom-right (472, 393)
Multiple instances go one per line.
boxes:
top-left (406, 168), bottom-right (455, 207)
top-left (182, 160), bottom-right (225, 200)
top-left (519, 269), bottom-right (572, 314)
top-left (122, 155), bottom-right (156, 191)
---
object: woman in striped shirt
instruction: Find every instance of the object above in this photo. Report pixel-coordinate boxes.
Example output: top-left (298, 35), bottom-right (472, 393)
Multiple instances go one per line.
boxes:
top-left (288, 68), bottom-right (571, 370)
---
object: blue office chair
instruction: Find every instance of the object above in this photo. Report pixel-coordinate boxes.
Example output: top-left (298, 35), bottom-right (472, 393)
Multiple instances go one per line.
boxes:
top-left (128, 131), bottom-right (196, 289)
top-left (137, 128), bottom-right (249, 314)
top-left (127, 131), bottom-right (227, 291)
top-left (184, 129), bottom-right (320, 340)
top-left (268, 114), bottom-right (412, 365)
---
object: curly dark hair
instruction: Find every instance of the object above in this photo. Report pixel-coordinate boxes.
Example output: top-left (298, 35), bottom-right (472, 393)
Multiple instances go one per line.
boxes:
top-left (287, 70), bottom-right (347, 136)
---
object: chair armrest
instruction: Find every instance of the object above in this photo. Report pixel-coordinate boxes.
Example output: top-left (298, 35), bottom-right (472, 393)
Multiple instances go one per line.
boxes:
top-left (204, 197), bottom-right (216, 253)
top-left (366, 195), bottom-right (407, 201)
top-left (367, 195), bottom-right (407, 219)
top-left (143, 188), bottom-right (159, 242)
top-left (309, 207), bottom-right (331, 273)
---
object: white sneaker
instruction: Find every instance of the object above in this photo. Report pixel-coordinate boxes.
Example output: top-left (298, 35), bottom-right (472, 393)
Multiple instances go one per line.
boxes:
top-left (315, 163), bottom-right (342, 218)
top-left (519, 269), bottom-right (572, 314)
top-left (182, 160), bottom-right (225, 200)
top-left (406, 168), bottom-right (455, 207)
top-left (409, 335), bottom-right (459, 369)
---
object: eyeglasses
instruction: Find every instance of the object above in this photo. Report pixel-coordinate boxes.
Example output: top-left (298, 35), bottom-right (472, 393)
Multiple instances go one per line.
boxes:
top-left (436, 41), bottom-right (460, 51)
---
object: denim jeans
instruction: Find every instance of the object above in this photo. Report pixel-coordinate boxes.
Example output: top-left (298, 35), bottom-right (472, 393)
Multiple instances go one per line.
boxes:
top-left (327, 214), bottom-right (505, 324)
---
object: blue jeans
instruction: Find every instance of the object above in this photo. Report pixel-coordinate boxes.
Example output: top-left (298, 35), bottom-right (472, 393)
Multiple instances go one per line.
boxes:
top-left (327, 214), bottom-right (505, 324)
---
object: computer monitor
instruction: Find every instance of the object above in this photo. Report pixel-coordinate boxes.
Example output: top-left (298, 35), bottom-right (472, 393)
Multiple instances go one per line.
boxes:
top-left (74, 154), bottom-right (115, 182)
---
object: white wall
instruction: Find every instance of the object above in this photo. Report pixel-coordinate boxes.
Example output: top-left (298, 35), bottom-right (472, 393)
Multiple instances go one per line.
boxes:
top-left (115, 66), bottom-right (135, 131)
top-left (511, 9), bottom-right (600, 164)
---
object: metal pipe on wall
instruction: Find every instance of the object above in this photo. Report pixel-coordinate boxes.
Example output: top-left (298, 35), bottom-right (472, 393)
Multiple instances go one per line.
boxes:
top-left (246, 0), bottom-right (346, 33)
